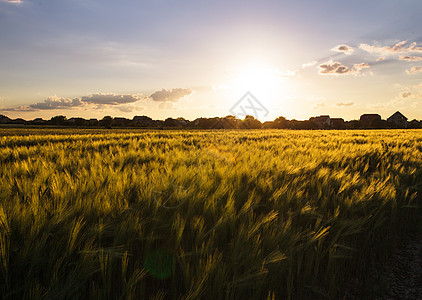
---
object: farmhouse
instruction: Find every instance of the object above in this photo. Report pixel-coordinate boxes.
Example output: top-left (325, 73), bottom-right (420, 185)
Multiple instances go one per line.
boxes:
top-left (360, 114), bottom-right (381, 126)
top-left (330, 118), bottom-right (345, 129)
top-left (387, 111), bottom-right (408, 128)
top-left (310, 115), bottom-right (331, 128)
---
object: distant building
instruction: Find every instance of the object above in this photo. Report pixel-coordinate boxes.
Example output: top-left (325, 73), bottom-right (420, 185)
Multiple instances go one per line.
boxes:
top-left (310, 115), bottom-right (331, 128)
top-left (330, 118), bottom-right (345, 129)
top-left (360, 114), bottom-right (381, 126)
top-left (387, 111), bottom-right (407, 128)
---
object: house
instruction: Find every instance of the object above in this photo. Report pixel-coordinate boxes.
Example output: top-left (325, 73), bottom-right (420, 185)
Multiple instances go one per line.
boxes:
top-left (408, 119), bottom-right (421, 129)
top-left (387, 111), bottom-right (408, 128)
top-left (330, 118), bottom-right (345, 129)
top-left (360, 114), bottom-right (381, 127)
top-left (309, 115), bottom-right (331, 128)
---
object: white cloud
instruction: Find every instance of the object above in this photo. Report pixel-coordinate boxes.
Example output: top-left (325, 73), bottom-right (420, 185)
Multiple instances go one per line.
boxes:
top-left (1, 0), bottom-right (23, 3)
top-left (376, 57), bottom-right (386, 62)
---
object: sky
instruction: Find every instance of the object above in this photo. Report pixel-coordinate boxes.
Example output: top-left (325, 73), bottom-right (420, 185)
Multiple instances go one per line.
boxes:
top-left (1, 0), bottom-right (422, 121)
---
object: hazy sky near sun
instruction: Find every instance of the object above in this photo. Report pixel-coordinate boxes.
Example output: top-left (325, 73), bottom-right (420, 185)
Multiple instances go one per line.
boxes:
top-left (1, 0), bottom-right (422, 121)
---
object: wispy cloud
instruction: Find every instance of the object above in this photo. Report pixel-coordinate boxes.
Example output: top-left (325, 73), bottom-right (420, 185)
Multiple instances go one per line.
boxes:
top-left (401, 92), bottom-right (412, 98)
top-left (149, 88), bottom-right (193, 102)
top-left (399, 91), bottom-right (422, 99)
top-left (406, 66), bottom-right (422, 75)
top-left (336, 102), bottom-right (354, 107)
top-left (1, 0), bottom-right (23, 3)
top-left (302, 61), bottom-right (317, 68)
top-left (313, 103), bottom-right (326, 109)
top-left (331, 44), bottom-right (354, 55)
top-left (376, 57), bottom-right (386, 62)
top-left (360, 41), bottom-right (422, 55)
top-left (399, 56), bottom-right (422, 61)
top-left (318, 60), bottom-right (370, 75)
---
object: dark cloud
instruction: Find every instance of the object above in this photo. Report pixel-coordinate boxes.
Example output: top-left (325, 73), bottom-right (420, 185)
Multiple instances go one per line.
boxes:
top-left (149, 88), bottom-right (192, 102)
top-left (399, 56), bottom-right (422, 61)
top-left (80, 93), bottom-right (142, 105)
top-left (331, 44), bottom-right (354, 54)
top-left (336, 102), bottom-right (354, 106)
top-left (29, 96), bottom-right (83, 110)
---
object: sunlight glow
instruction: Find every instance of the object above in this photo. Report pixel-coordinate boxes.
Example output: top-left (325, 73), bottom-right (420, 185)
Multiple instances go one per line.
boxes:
top-left (230, 62), bottom-right (287, 110)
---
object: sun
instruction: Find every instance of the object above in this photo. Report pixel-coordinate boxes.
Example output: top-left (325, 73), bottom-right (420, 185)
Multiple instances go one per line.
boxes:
top-left (231, 62), bottom-right (286, 108)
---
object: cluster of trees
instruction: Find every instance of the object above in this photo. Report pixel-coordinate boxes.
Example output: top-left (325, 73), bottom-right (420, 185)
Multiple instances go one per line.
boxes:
top-left (1, 114), bottom-right (421, 129)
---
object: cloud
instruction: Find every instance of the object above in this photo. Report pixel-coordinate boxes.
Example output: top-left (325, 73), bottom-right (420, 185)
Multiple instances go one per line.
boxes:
top-left (0, 105), bottom-right (36, 112)
top-left (29, 96), bottom-right (83, 110)
top-left (116, 104), bottom-right (144, 113)
top-left (302, 61), bottom-right (317, 68)
top-left (401, 92), bottom-right (412, 98)
top-left (331, 44), bottom-right (354, 55)
top-left (318, 60), bottom-right (370, 75)
top-left (1, 0), bottom-right (23, 3)
top-left (275, 69), bottom-right (297, 78)
top-left (360, 41), bottom-right (422, 55)
top-left (149, 88), bottom-right (192, 102)
top-left (414, 83), bottom-right (422, 89)
top-left (318, 61), bottom-right (350, 75)
top-left (406, 66), bottom-right (422, 75)
top-left (399, 56), bottom-right (422, 61)
top-left (376, 57), bottom-right (386, 62)
top-left (352, 63), bottom-right (371, 72)
top-left (313, 103), bottom-right (326, 109)
top-left (336, 102), bottom-right (354, 107)
top-left (80, 93), bottom-right (143, 105)
top-left (3, 93), bottom-right (146, 111)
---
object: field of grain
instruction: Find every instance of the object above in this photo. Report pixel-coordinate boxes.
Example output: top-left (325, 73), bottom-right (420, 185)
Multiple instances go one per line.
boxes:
top-left (0, 129), bottom-right (421, 299)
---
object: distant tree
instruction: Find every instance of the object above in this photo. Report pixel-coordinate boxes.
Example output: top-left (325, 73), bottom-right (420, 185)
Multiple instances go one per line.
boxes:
top-left (164, 118), bottom-right (179, 127)
top-left (222, 115), bottom-right (240, 129)
top-left (242, 115), bottom-right (262, 129)
top-left (370, 118), bottom-right (388, 129)
top-left (101, 116), bottom-right (113, 129)
top-left (50, 115), bottom-right (67, 126)
top-left (273, 116), bottom-right (288, 129)
top-left (347, 120), bottom-right (361, 129)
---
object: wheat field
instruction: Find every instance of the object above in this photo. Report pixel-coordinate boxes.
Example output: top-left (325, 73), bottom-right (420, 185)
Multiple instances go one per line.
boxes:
top-left (0, 128), bottom-right (421, 299)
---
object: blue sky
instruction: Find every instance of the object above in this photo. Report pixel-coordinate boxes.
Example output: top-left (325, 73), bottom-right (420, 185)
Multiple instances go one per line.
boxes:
top-left (1, 0), bottom-right (422, 121)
